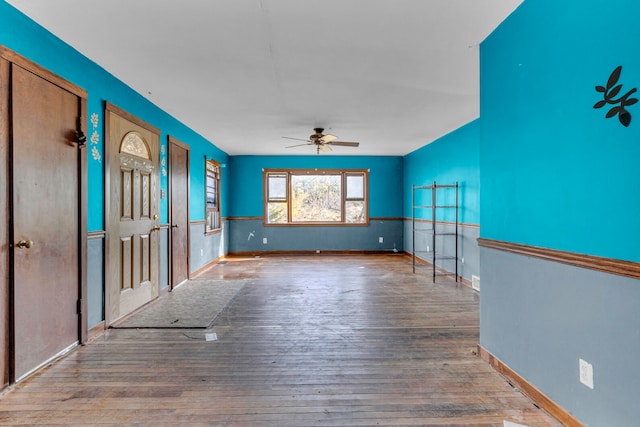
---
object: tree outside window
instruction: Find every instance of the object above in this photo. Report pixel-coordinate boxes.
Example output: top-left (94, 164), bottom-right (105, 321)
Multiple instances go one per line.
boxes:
top-left (264, 169), bottom-right (368, 225)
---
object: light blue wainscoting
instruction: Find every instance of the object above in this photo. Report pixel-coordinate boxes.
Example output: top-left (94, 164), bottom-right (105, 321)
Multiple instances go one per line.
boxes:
top-left (480, 246), bottom-right (640, 427)
top-left (159, 227), bottom-right (169, 290)
top-left (228, 219), bottom-right (403, 253)
top-left (189, 220), bottom-right (229, 274)
top-left (403, 220), bottom-right (480, 282)
top-left (86, 234), bottom-right (105, 329)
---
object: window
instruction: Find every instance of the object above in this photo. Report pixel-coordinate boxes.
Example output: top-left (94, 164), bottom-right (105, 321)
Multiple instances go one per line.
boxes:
top-left (264, 169), bottom-right (368, 225)
top-left (205, 159), bottom-right (221, 233)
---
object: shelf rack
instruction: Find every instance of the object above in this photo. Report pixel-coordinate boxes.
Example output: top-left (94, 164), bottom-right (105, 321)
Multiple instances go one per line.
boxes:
top-left (412, 181), bottom-right (459, 282)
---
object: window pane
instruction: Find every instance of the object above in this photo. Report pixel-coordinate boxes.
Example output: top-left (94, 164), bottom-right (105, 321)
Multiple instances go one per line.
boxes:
top-left (120, 132), bottom-right (150, 159)
top-left (206, 209), bottom-right (219, 231)
top-left (268, 175), bottom-right (287, 200)
top-left (205, 159), bottom-right (221, 232)
top-left (345, 200), bottom-right (365, 223)
top-left (268, 202), bottom-right (287, 223)
top-left (346, 174), bottom-right (364, 199)
top-left (291, 174), bottom-right (341, 222)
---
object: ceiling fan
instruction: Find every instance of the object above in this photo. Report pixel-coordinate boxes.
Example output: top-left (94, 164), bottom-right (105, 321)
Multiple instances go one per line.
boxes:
top-left (283, 128), bottom-right (360, 154)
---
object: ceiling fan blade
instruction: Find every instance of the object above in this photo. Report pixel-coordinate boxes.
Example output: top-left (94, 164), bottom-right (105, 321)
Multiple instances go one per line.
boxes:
top-left (286, 142), bottom-right (313, 148)
top-left (319, 134), bottom-right (337, 143)
top-left (327, 141), bottom-right (359, 147)
top-left (282, 136), bottom-right (311, 142)
top-left (319, 143), bottom-right (332, 152)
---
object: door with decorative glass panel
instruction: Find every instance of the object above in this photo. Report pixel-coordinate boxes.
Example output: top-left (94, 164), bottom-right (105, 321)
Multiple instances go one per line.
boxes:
top-left (106, 105), bottom-right (160, 323)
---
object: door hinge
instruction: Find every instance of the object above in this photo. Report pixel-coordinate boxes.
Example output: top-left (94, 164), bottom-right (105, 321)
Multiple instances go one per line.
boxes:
top-left (77, 299), bottom-right (83, 314)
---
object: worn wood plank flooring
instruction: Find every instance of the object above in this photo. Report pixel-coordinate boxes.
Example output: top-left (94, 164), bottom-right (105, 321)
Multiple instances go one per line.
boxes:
top-left (0, 254), bottom-right (560, 426)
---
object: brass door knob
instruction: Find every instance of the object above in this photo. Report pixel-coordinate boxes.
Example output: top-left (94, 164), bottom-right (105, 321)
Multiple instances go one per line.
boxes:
top-left (16, 240), bottom-right (34, 249)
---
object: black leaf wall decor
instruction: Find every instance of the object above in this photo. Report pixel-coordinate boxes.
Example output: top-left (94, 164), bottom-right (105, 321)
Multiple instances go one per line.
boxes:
top-left (594, 65), bottom-right (638, 127)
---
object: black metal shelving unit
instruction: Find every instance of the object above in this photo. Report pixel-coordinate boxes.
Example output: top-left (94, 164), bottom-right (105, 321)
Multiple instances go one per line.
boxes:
top-left (412, 181), bottom-right (459, 282)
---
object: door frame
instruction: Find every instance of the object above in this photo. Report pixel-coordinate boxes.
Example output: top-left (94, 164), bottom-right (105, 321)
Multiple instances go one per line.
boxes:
top-left (0, 46), bottom-right (88, 384)
top-left (168, 136), bottom-right (191, 290)
top-left (104, 102), bottom-right (160, 325)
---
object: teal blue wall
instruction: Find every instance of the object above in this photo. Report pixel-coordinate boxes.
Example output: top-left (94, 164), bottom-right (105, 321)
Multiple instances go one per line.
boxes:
top-left (229, 155), bottom-right (403, 219)
top-left (403, 120), bottom-right (481, 281)
top-left (480, 1), bottom-right (640, 425)
top-left (0, 1), bottom-right (229, 230)
top-left (480, 0), bottom-right (640, 262)
top-left (228, 155), bottom-right (404, 254)
top-left (403, 119), bottom-right (480, 225)
top-left (0, 1), bottom-right (228, 328)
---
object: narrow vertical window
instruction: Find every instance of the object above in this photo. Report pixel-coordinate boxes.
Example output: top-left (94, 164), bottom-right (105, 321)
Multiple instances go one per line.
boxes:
top-left (205, 159), bottom-right (221, 233)
top-left (266, 172), bottom-right (288, 224)
top-left (345, 172), bottom-right (366, 223)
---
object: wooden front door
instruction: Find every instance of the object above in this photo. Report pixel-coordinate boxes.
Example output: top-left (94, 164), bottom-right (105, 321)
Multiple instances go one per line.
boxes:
top-left (11, 64), bottom-right (82, 380)
top-left (106, 106), bottom-right (160, 323)
top-left (169, 137), bottom-right (190, 289)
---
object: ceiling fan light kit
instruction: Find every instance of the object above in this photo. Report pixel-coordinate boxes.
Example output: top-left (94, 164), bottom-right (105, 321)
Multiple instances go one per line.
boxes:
top-left (283, 128), bottom-right (360, 154)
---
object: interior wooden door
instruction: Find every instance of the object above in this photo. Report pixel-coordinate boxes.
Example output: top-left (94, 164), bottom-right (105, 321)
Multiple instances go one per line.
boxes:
top-left (107, 108), bottom-right (160, 323)
top-left (11, 64), bottom-right (81, 381)
top-left (169, 137), bottom-right (190, 289)
top-left (0, 56), bottom-right (10, 389)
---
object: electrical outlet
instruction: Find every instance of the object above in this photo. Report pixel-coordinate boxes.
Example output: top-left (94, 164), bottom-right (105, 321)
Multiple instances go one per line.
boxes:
top-left (263, 237), bottom-right (268, 244)
top-left (471, 275), bottom-right (480, 292)
top-left (379, 237), bottom-right (383, 243)
top-left (200, 249), bottom-right (203, 256)
top-left (426, 245), bottom-right (430, 252)
top-left (461, 257), bottom-right (465, 264)
top-left (579, 358), bottom-right (594, 389)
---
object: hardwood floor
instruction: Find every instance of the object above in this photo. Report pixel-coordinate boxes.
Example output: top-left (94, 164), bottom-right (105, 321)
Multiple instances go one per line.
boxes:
top-left (0, 254), bottom-right (561, 426)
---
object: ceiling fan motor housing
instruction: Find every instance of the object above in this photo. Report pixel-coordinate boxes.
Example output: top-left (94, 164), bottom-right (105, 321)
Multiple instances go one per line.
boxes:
top-left (311, 128), bottom-right (325, 139)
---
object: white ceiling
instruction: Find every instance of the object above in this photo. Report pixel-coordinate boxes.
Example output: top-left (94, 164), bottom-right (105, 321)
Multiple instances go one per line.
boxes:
top-left (7, 0), bottom-right (522, 156)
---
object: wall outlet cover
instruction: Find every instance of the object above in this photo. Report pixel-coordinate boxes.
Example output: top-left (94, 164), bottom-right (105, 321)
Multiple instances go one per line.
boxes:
top-left (472, 275), bottom-right (480, 292)
top-left (579, 358), bottom-right (594, 389)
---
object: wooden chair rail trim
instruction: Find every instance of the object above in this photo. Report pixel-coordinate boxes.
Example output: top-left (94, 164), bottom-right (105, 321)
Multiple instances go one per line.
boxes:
top-left (478, 346), bottom-right (584, 427)
top-left (228, 216), bottom-right (404, 222)
top-left (190, 220), bottom-right (229, 225)
top-left (477, 238), bottom-right (640, 280)
top-left (87, 230), bottom-right (106, 240)
top-left (264, 221), bottom-right (371, 228)
top-left (406, 218), bottom-right (480, 228)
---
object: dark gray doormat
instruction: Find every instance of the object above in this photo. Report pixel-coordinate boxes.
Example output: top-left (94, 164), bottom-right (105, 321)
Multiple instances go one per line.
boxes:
top-left (112, 279), bottom-right (247, 329)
